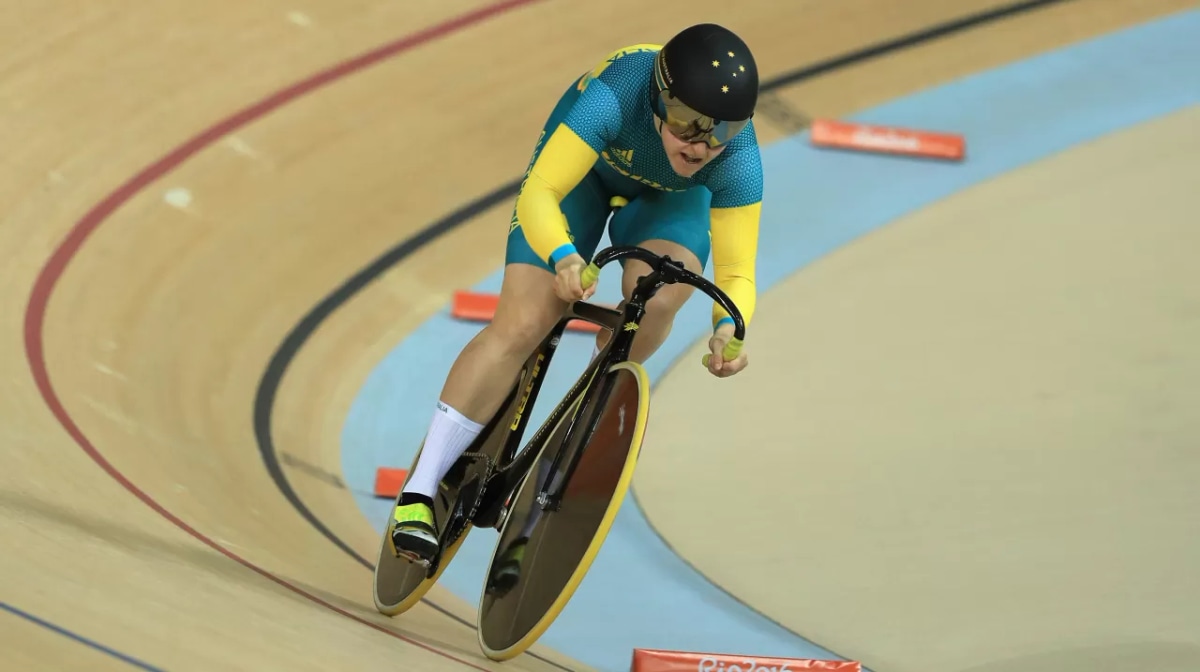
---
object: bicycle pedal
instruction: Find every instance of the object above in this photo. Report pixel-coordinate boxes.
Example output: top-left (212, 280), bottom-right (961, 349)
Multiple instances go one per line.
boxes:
top-left (394, 549), bottom-right (432, 569)
top-left (387, 533), bottom-right (434, 568)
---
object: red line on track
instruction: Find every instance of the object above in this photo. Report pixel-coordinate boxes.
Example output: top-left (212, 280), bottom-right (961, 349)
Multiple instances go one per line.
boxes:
top-left (22, 1), bottom-right (545, 668)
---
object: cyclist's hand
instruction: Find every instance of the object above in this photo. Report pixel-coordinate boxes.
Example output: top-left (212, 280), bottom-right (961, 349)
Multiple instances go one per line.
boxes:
top-left (553, 253), bottom-right (595, 302)
top-left (707, 322), bottom-right (748, 377)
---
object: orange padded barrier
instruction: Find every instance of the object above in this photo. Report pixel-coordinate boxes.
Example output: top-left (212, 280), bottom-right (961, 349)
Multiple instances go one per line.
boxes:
top-left (809, 118), bottom-right (965, 161)
top-left (451, 290), bottom-right (603, 333)
top-left (373, 467), bottom-right (408, 499)
top-left (631, 648), bottom-right (862, 672)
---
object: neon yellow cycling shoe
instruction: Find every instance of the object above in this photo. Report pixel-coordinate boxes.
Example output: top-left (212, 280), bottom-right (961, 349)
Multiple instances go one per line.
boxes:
top-left (389, 501), bottom-right (438, 564)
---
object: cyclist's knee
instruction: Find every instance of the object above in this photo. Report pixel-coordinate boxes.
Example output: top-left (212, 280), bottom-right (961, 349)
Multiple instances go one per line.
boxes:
top-left (489, 309), bottom-right (557, 353)
top-left (643, 284), bottom-right (693, 326)
top-left (622, 239), bottom-right (699, 327)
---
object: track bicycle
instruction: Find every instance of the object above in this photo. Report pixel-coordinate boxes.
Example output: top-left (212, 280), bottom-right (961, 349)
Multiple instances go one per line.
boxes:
top-left (371, 234), bottom-right (746, 661)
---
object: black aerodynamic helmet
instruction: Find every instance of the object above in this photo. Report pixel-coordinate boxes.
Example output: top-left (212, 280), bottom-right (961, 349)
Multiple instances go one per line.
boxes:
top-left (650, 23), bottom-right (760, 147)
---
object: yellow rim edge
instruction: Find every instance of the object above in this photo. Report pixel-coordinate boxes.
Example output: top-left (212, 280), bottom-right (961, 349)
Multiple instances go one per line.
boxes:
top-left (374, 525), bottom-right (471, 616)
top-left (478, 360), bottom-right (652, 661)
top-left (372, 441), bottom-right (471, 616)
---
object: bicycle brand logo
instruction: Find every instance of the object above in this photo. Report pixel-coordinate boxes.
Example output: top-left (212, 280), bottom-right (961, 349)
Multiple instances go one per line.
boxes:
top-left (510, 353), bottom-right (544, 431)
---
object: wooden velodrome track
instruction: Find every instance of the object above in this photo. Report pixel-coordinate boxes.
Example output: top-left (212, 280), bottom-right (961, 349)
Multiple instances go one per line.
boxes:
top-left (1, 1), bottom-right (1193, 670)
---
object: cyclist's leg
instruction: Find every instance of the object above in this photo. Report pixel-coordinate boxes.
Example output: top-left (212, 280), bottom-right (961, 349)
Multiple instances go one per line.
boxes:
top-left (400, 185), bottom-right (607, 497)
top-left (602, 186), bottom-right (712, 364)
top-left (389, 269), bottom-right (564, 561)
top-left (391, 80), bottom-right (610, 559)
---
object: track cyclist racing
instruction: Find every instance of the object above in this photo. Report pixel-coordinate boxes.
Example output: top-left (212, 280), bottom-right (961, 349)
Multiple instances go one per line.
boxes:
top-left (387, 21), bottom-right (764, 571)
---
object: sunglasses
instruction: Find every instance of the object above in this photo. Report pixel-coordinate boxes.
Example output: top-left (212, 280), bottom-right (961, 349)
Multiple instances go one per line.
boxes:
top-left (655, 90), bottom-right (750, 148)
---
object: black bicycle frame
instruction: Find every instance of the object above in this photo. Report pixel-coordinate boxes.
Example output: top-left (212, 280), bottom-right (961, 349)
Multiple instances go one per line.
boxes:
top-left (472, 245), bottom-right (746, 524)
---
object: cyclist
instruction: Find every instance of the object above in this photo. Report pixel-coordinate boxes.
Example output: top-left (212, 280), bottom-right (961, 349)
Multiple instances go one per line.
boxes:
top-left (389, 23), bottom-right (764, 564)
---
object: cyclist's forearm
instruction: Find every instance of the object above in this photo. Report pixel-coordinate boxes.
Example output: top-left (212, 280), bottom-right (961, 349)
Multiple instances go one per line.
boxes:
top-left (709, 202), bottom-right (760, 329)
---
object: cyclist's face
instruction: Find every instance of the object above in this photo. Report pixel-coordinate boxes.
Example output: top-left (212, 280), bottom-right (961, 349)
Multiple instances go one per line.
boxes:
top-left (658, 119), bottom-right (726, 177)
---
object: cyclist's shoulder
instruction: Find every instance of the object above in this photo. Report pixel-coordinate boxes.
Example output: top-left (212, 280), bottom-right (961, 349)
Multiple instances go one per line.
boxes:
top-left (701, 122), bottom-right (764, 205)
top-left (708, 122), bottom-right (764, 178)
top-left (577, 43), bottom-right (659, 94)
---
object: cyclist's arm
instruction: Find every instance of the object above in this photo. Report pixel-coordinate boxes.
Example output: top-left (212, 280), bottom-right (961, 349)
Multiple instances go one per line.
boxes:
top-left (513, 124), bottom-right (600, 266)
top-left (515, 78), bottom-right (621, 266)
top-left (709, 202), bottom-right (760, 330)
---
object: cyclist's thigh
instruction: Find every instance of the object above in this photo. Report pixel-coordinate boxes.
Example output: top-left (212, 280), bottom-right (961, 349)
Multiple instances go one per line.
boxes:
top-left (500, 175), bottom-right (609, 344)
top-left (608, 187), bottom-right (711, 270)
top-left (608, 186), bottom-right (711, 282)
top-left (488, 261), bottom-right (569, 347)
top-left (498, 179), bottom-right (609, 344)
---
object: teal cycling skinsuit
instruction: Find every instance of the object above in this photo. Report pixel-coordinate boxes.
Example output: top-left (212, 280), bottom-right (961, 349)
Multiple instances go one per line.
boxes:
top-left (505, 43), bottom-right (764, 304)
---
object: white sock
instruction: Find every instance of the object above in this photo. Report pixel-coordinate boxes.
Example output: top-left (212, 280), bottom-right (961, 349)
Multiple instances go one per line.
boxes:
top-left (403, 401), bottom-right (485, 499)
